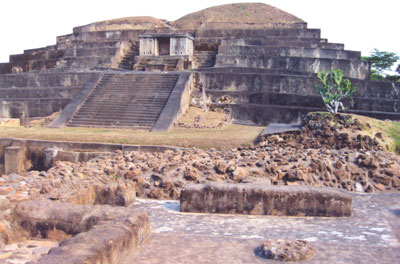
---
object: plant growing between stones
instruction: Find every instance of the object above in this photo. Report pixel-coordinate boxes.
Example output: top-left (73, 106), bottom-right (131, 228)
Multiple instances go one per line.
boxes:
top-left (315, 69), bottom-right (357, 114)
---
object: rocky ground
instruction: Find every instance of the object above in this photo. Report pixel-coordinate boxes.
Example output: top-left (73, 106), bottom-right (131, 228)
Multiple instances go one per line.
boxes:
top-left (0, 113), bottom-right (399, 262)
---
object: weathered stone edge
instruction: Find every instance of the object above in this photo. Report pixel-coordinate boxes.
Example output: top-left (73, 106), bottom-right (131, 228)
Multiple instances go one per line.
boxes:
top-left (152, 72), bottom-right (192, 132)
top-left (14, 200), bottom-right (150, 264)
top-left (180, 183), bottom-right (352, 217)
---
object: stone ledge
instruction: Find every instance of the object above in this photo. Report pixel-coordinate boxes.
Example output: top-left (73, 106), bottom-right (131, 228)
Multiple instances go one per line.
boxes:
top-left (14, 199), bottom-right (150, 264)
top-left (180, 183), bottom-right (352, 217)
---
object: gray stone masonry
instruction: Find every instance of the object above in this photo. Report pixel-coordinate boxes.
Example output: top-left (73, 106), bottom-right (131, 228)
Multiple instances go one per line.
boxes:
top-left (180, 183), bottom-right (352, 217)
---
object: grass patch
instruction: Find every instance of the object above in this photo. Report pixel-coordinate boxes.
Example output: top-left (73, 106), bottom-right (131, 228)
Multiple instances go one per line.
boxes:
top-left (0, 124), bottom-right (263, 150)
top-left (386, 122), bottom-right (400, 154)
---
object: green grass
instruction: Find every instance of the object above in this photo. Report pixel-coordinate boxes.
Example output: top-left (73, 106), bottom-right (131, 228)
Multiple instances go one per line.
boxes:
top-left (386, 122), bottom-right (400, 154)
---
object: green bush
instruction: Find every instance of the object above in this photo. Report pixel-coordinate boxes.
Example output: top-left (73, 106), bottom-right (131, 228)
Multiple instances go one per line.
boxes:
top-left (315, 69), bottom-right (357, 114)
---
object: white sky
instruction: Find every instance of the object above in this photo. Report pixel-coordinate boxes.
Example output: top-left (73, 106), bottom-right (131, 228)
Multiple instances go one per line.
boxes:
top-left (1, 0), bottom-right (399, 69)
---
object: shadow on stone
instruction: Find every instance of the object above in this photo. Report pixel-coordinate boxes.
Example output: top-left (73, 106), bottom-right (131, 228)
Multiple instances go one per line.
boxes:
top-left (390, 209), bottom-right (400, 217)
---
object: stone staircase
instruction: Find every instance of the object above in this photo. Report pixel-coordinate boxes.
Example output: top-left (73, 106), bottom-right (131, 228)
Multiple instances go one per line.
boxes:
top-left (193, 51), bottom-right (217, 68)
top-left (118, 50), bottom-right (136, 70)
top-left (66, 73), bottom-right (179, 129)
top-left (133, 56), bottom-right (181, 71)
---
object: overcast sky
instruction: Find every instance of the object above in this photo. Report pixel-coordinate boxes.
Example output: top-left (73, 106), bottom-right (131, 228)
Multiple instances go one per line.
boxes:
top-left (1, 0), bottom-right (399, 69)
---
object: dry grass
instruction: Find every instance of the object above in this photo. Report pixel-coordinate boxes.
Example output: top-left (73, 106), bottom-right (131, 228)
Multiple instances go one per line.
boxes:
top-left (173, 3), bottom-right (304, 31)
top-left (83, 16), bottom-right (170, 32)
top-left (316, 112), bottom-right (400, 154)
top-left (175, 107), bottom-right (229, 128)
top-left (0, 124), bottom-right (263, 150)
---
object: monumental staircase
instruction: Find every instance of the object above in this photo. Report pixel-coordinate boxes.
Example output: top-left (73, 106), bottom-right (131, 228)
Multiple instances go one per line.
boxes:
top-left (1, 3), bottom-right (399, 128)
top-left (66, 73), bottom-right (179, 129)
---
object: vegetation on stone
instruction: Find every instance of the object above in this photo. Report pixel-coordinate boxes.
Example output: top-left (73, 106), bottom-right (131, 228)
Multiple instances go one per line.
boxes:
top-left (315, 69), bottom-right (357, 114)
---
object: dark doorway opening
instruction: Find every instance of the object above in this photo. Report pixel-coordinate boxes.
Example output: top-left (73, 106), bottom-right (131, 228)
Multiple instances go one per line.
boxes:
top-left (158, 38), bottom-right (170, 56)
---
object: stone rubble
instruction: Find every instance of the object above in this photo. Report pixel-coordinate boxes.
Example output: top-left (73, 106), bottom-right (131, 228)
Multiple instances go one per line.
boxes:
top-left (0, 113), bottom-right (398, 262)
top-left (262, 239), bottom-right (314, 261)
top-left (0, 240), bottom-right (58, 264)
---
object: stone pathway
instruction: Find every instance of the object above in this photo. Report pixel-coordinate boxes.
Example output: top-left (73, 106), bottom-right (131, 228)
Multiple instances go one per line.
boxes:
top-left (131, 192), bottom-right (400, 263)
top-left (0, 240), bottom-right (58, 264)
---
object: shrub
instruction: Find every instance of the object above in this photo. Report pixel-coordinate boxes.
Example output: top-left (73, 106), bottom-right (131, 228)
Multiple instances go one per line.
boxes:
top-left (315, 69), bottom-right (357, 114)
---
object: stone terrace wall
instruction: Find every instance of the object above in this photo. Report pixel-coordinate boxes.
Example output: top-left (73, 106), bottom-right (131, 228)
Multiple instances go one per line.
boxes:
top-left (0, 72), bottom-right (100, 118)
top-left (198, 70), bottom-right (400, 124)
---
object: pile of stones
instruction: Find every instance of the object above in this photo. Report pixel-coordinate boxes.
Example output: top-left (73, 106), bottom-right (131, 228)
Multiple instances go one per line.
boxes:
top-left (260, 113), bottom-right (384, 151)
top-left (0, 113), bottom-right (399, 253)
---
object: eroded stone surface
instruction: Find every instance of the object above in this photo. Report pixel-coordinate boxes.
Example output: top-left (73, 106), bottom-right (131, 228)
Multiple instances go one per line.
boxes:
top-left (180, 183), bottom-right (352, 217)
top-left (0, 240), bottom-right (58, 264)
top-left (13, 199), bottom-right (150, 264)
top-left (262, 239), bottom-right (314, 261)
top-left (130, 193), bottom-right (400, 264)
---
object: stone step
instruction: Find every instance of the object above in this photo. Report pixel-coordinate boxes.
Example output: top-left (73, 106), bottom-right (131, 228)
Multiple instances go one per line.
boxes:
top-left (9, 50), bottom-right (64, 63)
top-left (217, 46), bottom-right (360, 60)
top-left (68, 120), bottom-right (156, 126)
top-left (94, 82), bottom-right (176, 86)
top-left (0, 87), bottom-right (81, 98)
top-left (73, 112), bottom-right (162, 118)
top-left (85, 96), bottom-right (171, 101)
top-left (0, 59), bottom-right (60, 74)
top-left (0, 72), bottom-right (99, 88)
top-left (67, 73), bottom-right (178, 128)
top-left (196, 28), bottom-right (321, 38)
top-left (67, 123), bottom-right (152, 129)
top-left (70, 116), bottom-right (159, 123)
top-left (215, 55), bottom-right (369, 79)
top-left (63, 40), bottom-right (121, 49)
top-left (65, 56), bottom-right (113, 69)
top-left (78, 103), bottom-right (165, 109)
top-left (205, 90), bottom-right (400, 113)
top-left (64, 48), bottom-right (118, 57)
top-left (202, 72), bottom-right (399, 100)
top-left (195, 38), bottom-right (344, 50)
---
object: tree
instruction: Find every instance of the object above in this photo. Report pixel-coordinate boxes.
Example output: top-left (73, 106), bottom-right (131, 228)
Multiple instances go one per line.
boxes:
top-left (315, 69), bottom-right (357, 114)
top-left (362, 49), bottom-right (399, 81)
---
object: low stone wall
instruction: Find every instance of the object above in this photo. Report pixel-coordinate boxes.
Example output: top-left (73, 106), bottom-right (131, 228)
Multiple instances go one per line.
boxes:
top-left (0, 138), bottom-right (182, 174)
top-left (180, 183), bottom-right (352, 217)
top-left (13, 199), bottom-right (150, 264)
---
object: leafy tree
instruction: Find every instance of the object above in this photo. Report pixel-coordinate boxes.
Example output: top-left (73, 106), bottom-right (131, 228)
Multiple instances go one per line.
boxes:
top-left (362, 49), bottom-right (399, 74)
top-left (315, 69), bottom-right (357, 114)
top-left (362, 49), bottom-right (399, 81)
top-left (397, 64), bottom-right (400, 74)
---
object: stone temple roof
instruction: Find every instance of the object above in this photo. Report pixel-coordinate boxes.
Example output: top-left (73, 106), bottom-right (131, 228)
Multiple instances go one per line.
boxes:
top-left (172, 3), bottom-right (305, 31)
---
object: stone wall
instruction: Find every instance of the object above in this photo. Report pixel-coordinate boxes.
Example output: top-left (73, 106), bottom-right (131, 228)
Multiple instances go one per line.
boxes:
top-left (0, 72), bottom-right (99, 118)
top-left (0, 138), bottom-right (181, 174)
top-left (180, 183), bottom-right (352, 217)
top-left (199, 71), bottom-right (400, 124)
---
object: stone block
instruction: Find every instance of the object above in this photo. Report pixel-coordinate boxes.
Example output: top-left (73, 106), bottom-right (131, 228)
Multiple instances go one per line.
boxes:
top-left (43, 148), bottom-right (59, 170)
top-left (180, 183), bottom-right (352, 217)
top-left (53, 150), bottom-right (79, 164)
top-left (14, 199), bottom-right (150, 264)
top-left (4, 146), bottom-right (25, 175)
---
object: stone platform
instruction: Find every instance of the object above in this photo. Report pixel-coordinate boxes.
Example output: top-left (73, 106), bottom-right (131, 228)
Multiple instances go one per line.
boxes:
top-left (130, 193), bottom-right (400, 264)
